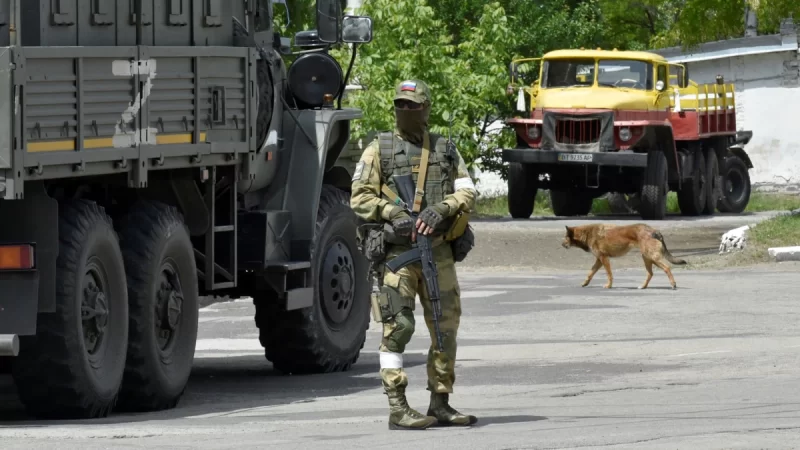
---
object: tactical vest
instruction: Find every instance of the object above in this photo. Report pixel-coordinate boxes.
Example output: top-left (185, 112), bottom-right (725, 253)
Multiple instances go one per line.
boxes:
top-left (377, 131), bottom-right (458, 213)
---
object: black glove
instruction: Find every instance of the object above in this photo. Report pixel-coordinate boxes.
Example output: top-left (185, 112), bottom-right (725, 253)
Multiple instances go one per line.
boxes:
top-left (387, 206), bottom-right (414, 237)
top-left (391, 216), bottom-right (414, 236)
top-left (417, 203), bottom-right (449, 235)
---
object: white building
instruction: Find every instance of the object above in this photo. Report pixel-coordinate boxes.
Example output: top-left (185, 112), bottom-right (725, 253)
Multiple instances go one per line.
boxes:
top-left (651, 18), bottom-right (800, 192)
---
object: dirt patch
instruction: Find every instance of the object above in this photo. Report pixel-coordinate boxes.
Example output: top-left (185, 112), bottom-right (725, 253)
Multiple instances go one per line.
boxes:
top-left (460, 222), bottom-right (763, 272)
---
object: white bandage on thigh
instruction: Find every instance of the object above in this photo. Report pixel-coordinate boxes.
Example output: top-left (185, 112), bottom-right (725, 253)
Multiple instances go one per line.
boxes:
top-left (379, 351), bottom-right (403, 369)
top-left (454, 176), bottom-right (476, 191)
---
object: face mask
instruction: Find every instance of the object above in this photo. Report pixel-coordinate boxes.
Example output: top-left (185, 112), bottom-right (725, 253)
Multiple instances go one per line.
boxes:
top-left (395, 105), bottom-right (430, 145)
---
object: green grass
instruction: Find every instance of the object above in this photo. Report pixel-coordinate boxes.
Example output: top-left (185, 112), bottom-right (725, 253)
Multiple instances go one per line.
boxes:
top-left (704, 213), bottom-right (800, 267)
top-left (475, 191), bottom-right (800, 218)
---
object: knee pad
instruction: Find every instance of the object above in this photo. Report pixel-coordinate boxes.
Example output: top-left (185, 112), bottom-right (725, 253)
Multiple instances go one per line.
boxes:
top-left (377, 284), bottom-right (413, 321)
top-left (382, 308), bottom-right (415, 353)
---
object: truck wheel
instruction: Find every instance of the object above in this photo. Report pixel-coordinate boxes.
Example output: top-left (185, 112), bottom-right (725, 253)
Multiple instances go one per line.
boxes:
top-left (717, 156), bottom-right (751, 213)
top-left (256, 185), bottom-right (370, 374)
top-left (702, 147), bottom-right (720, 215)
top-left (677, 150), bottom-right (706, 216)
top-left (115, 201), bottom-right (199, 412)
top-left (507, 162), bottom-right (538, 218)
top-left (12, 200), bottom-right (128, 419)
top-left (639, 151), bottom-right (668, 220)
top-left (550, 190), bottom-right (593, 216)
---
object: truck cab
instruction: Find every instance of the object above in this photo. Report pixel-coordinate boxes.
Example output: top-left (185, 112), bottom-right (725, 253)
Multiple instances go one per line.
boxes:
top-left (502, 48), bottom-right (751, 220)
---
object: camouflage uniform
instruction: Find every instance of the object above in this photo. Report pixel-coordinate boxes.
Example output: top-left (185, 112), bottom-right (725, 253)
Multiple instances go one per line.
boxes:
top-left (350, 80), bottom-right (478, 430)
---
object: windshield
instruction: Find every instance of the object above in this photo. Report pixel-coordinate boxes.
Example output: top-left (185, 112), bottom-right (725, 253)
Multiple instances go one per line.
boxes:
top-left (542, 58), bottom-right (654, 90)
top-left (597, 59), bottom-right (652, 90)
top-left (542, 59), bottom-right (595, 88)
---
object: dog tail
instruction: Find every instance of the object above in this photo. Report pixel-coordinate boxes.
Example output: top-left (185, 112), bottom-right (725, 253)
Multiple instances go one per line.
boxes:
top-left (652, 231), bottom-right (687, 265)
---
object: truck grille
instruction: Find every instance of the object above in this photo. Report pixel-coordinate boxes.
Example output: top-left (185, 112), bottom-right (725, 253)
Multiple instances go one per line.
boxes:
top-left (554, 118), bottom-right (602, 145)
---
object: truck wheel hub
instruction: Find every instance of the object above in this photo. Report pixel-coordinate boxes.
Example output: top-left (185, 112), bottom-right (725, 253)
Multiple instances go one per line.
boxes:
top-left (321, 240), bottom-right (355, 325)
top-left (82, 274), bottom-right (109, 355)
top-left (156, 268), bottom-right (183, 351)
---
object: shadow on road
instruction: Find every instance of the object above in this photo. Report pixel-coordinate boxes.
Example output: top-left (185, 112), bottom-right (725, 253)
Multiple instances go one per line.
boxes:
top-left (0, 350), bottom-right (426, 425)
top-left (472, 414), bottom-right (548, 428)
top-left (472, 211), bottom-right (766, 224)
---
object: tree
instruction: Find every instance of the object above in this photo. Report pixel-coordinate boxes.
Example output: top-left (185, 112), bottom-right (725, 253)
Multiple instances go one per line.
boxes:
top-left (332, 0), bottom-right (517, 176)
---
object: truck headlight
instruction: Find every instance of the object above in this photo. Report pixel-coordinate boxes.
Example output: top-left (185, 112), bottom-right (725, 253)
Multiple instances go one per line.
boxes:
top-left (619, 127), bottom-right (632, 142)
top-left (527, 126), bottom-right (540, 140)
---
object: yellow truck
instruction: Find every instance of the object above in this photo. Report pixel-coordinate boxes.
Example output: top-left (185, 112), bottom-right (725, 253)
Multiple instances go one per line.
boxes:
top-left (502, 48), bottom-right (753, 219)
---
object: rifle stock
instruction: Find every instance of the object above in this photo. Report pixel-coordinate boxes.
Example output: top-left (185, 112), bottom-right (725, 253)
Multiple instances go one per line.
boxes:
top-left (387, 174), bottom-right (445, 352)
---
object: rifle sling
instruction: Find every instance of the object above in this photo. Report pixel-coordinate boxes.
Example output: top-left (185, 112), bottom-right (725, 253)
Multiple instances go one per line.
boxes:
top-left (413, 133), bottom-right (431, 214)
top-left (381, 132), bottom-right (431, 214)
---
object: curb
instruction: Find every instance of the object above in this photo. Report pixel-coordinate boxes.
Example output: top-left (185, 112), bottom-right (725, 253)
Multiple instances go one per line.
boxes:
top-left (768, 246), bottom-right (800, 262)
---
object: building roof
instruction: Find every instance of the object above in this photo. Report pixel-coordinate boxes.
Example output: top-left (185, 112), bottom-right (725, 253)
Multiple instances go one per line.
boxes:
top-left (649, 18), bottom-right (798, 63)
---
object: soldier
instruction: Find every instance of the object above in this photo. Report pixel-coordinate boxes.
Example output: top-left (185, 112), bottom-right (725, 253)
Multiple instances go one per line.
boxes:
top-left (350, 79), bottom-right (478, 430)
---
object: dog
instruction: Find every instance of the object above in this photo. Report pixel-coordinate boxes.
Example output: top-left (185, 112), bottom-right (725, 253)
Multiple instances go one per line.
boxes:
top-left (561, 223), bottom-right (687, 290)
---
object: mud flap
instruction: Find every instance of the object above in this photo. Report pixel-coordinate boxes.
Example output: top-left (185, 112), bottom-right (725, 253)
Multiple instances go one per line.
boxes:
top-left (0, 272), bottom-right (39, 335)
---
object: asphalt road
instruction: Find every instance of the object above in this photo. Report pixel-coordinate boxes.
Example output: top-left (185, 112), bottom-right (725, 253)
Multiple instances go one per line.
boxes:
top-left (463, 211), bottom-right (782, 271)
top-left (2, 254), bottom-right (800, 448)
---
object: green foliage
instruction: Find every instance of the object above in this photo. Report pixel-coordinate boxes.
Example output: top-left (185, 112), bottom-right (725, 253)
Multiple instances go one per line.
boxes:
top-left (275, 0), bottom-right (796, 181)
top-left (331, 0), bottom-right (517, 173)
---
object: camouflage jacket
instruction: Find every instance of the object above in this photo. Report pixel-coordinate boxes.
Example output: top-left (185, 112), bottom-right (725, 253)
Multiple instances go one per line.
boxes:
top-left (350, 130), bottom-right (477, 225)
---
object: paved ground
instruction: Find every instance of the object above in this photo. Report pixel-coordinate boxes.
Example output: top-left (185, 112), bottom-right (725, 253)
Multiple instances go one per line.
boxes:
top-left (2, 255), bottom-right (800, 448)
top-left (463, 211), bottom-right (782, 271)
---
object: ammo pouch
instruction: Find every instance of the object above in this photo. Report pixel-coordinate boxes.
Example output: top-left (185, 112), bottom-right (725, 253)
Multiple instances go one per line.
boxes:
top-left (356, 223), bottom-right (386, 262)
top-left (443, 210), bottom-right (471, 242)
top-left (450, 224), bottom-right (475, 262)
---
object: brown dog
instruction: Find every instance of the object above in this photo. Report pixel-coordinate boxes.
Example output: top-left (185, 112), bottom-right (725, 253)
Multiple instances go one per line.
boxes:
top-left (561, 223), bottom-right (687, 290)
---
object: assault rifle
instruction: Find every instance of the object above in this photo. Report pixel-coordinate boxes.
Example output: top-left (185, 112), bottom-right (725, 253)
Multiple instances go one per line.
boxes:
top-left (384, 173), bottom-right (445, 352)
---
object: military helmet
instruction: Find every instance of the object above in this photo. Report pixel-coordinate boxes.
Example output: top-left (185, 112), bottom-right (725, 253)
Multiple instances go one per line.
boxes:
top-left (394, 79), bottom-right (431, 105)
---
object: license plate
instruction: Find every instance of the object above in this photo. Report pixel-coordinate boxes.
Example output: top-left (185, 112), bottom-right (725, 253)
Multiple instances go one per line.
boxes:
top-left (557, 153), bottom-right (593, 162)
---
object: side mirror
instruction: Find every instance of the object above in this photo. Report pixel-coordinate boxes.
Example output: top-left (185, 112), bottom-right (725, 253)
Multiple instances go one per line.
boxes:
top-left (316, 0), bottom-right (341, 43)
top-left (341, 15), bottom-right (373, 43)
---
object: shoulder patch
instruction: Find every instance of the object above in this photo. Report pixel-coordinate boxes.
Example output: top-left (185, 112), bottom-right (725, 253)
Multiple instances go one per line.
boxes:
top-left (352, 160), bottom-right (366, 181)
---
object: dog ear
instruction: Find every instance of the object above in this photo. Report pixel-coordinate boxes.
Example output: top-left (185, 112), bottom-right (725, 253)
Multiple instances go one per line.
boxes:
top-left (565, 226), bottom-right (573, 237)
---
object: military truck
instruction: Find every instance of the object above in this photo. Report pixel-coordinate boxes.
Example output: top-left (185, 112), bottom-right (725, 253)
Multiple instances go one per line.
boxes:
top-left (502, 49), bottom-right (754, 220)
top-left (0, 0), bottom-right (374, 419)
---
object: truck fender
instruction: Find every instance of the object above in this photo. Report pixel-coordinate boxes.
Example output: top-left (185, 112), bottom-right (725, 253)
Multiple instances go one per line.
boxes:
top-left (260, 108), bottom-right (362, 261)
top-left (728, 147), bottom-right (754, 169)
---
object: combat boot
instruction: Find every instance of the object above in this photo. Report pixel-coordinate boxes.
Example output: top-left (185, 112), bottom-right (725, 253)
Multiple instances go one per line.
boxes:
top-left (387, 387), bottom-right (438, 430)
top-left (427, 392), bottom-right (478, 426)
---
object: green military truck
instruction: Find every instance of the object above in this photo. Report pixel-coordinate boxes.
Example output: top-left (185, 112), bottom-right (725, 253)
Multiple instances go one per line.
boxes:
top-left (0, 0), bottom-right (374, 419)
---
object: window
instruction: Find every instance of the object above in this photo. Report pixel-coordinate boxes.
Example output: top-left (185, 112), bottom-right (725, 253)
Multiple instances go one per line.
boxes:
top-left (542, 59), bottom-right (595, 88)
top-left (596, 59), bottom-right (653, 90)
top-left (657, 64), bottom-right (667, 89)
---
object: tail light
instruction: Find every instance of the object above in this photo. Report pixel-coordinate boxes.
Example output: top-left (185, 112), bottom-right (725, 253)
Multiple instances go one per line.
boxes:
top-left (0, 244), bottom-right (35, 270)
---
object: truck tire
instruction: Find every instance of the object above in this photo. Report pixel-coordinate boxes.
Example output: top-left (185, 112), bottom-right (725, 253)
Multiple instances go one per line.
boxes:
top-left (12, 200), bottom-right (129, 419)
top-left (550, 190), bottom-right (593, 216)
top-left (639, 151), bottom-right (668, 220)
top-left (115, 201), bottom-right (199, 412)
top-left (702, 147), bottom-right (720, 215)
top-left (255, 185), bottom-right (370, 374)
top-left (507, 162), bottom-right (538, 219)
top-left (717, 156), bottom-right (751, 214)
top-left (677, 150), bottom-right (707, 216)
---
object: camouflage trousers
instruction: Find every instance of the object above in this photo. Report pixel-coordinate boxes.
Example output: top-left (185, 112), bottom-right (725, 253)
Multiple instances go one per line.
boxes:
top-left (377, 241), bottom-right (462, 395)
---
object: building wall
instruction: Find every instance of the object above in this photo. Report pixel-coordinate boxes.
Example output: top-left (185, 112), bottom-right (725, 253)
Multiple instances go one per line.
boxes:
top-left (681, 51), bottom-right (800, 191)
